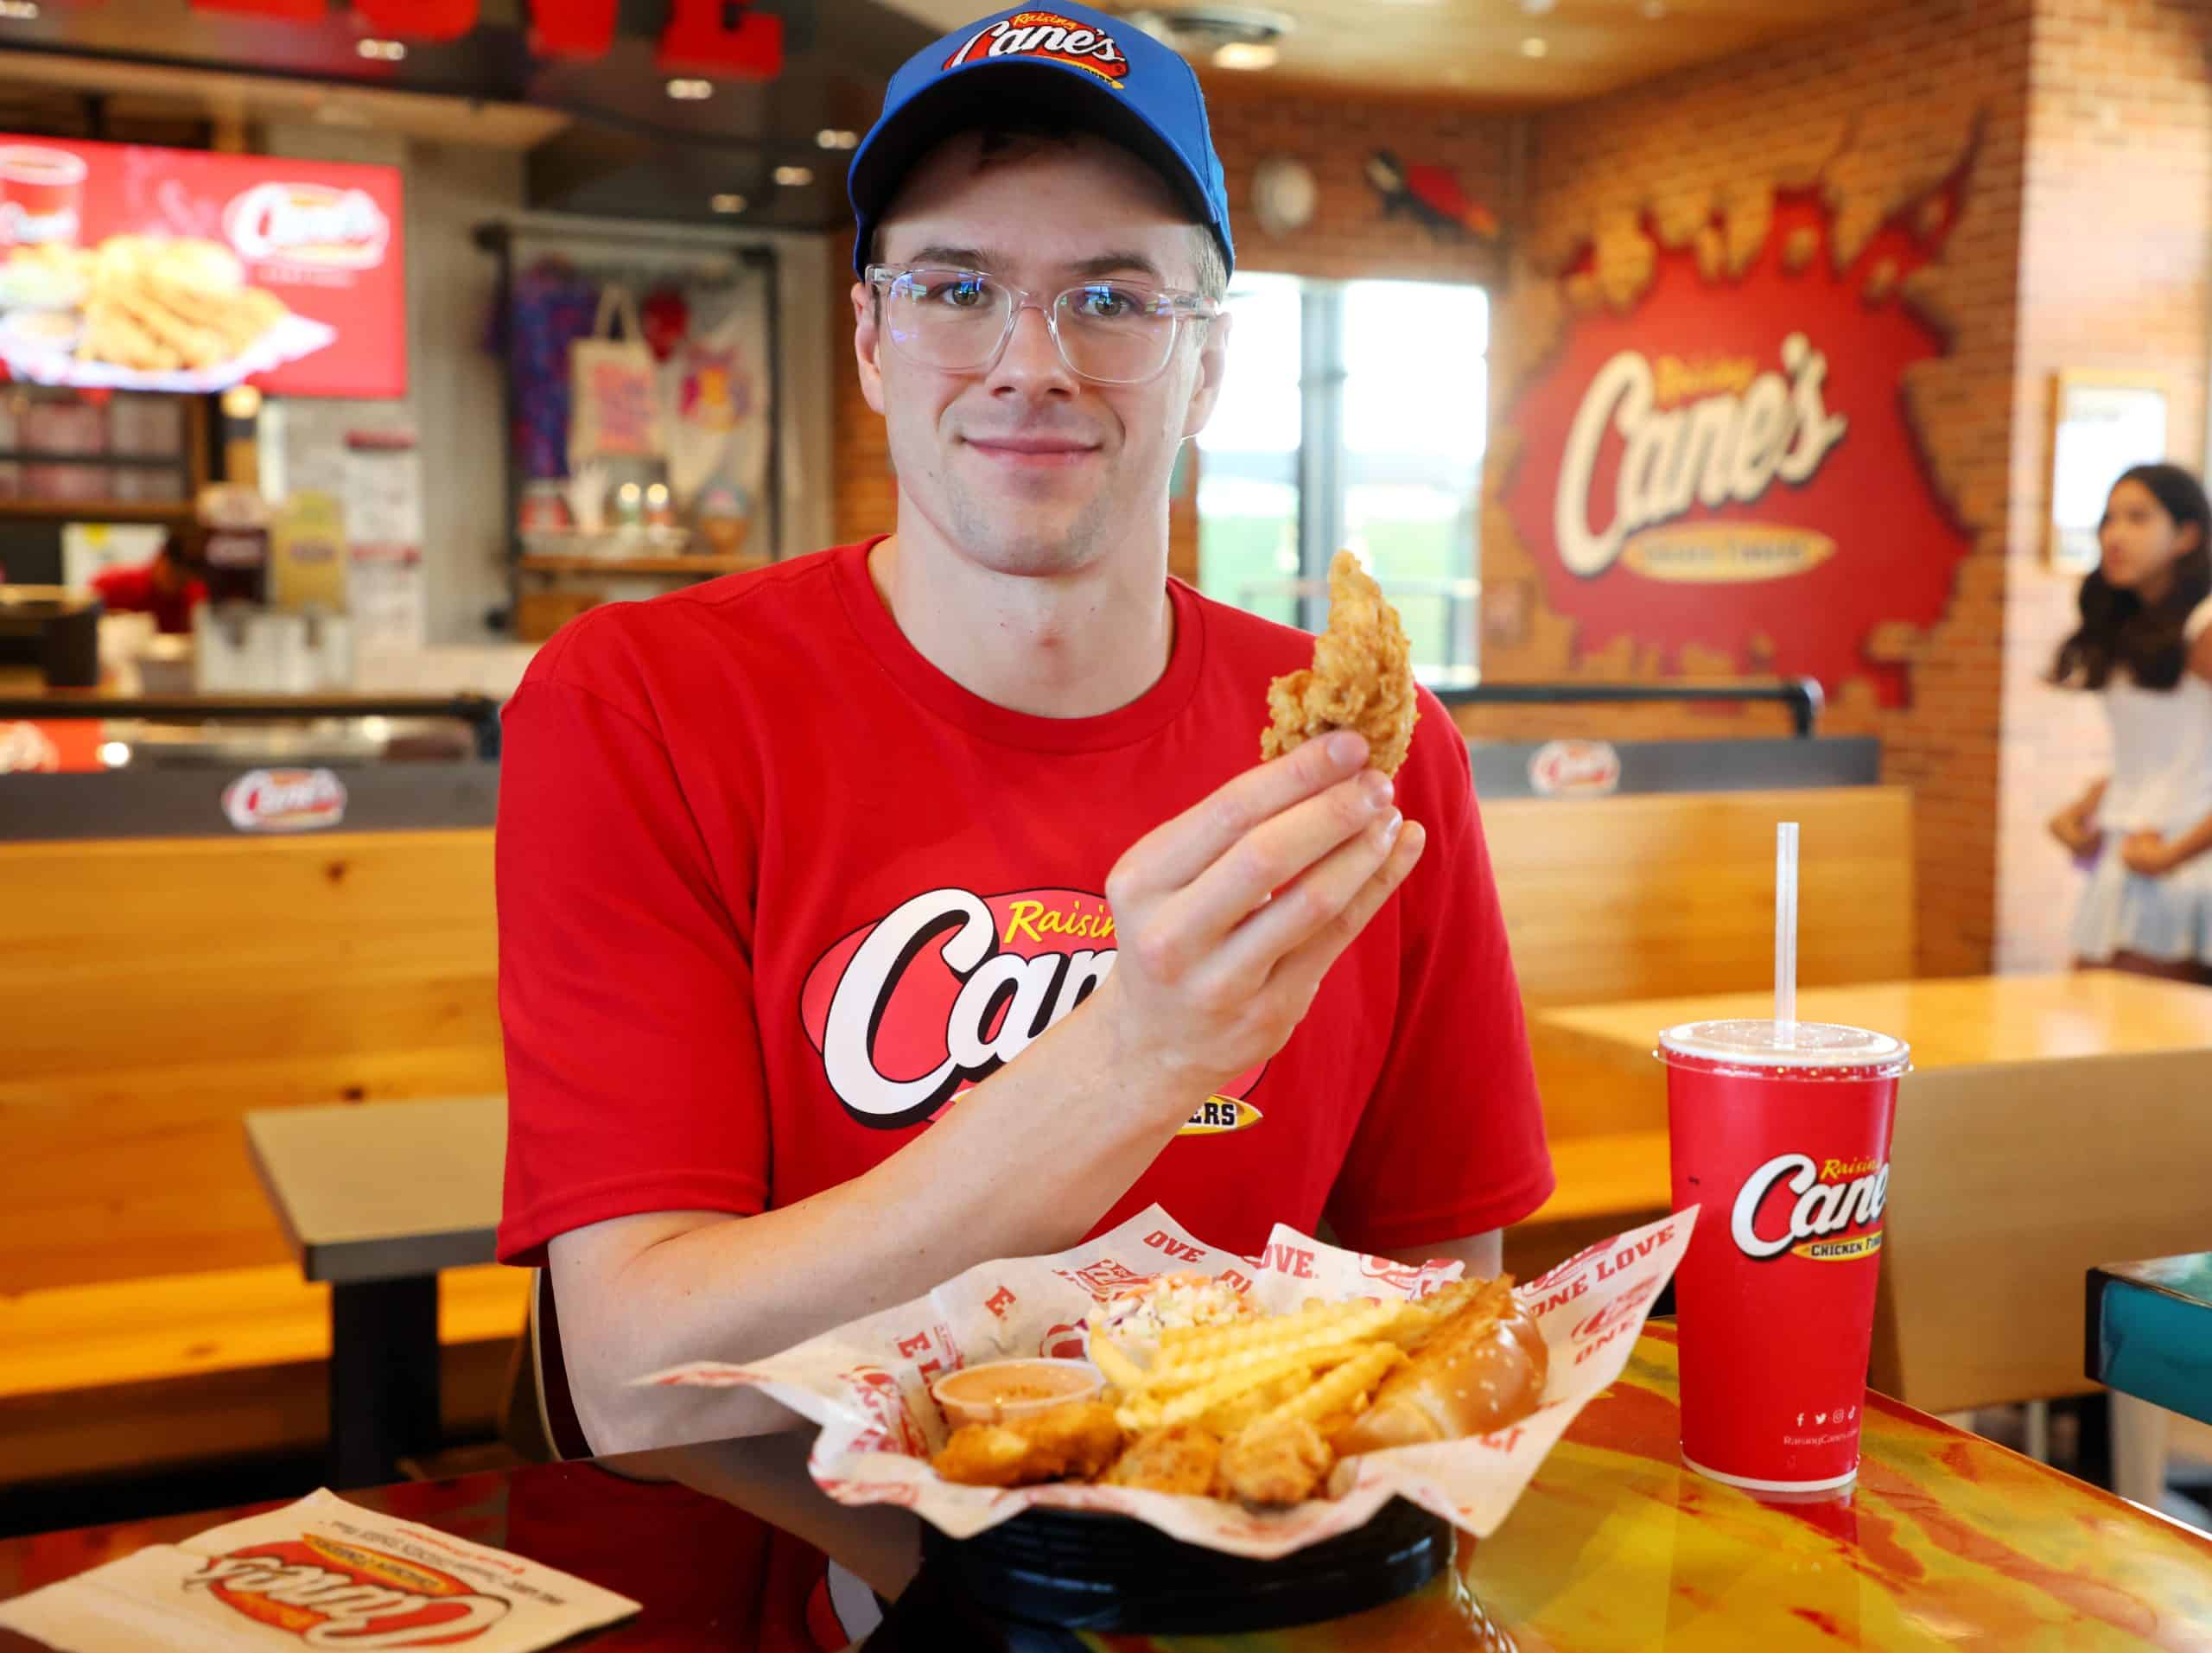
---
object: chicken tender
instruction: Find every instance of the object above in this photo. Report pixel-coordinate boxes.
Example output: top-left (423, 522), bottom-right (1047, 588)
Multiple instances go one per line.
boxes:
top-left (931, 1400), bottom-right (1124, 1488)
top-left (1105, 1422), bottom-right (1224, 1496)
top-left (1261, 550), bottom-right (1419, 777)
top-left (1217, 1413), bottom-right (1333, 1507)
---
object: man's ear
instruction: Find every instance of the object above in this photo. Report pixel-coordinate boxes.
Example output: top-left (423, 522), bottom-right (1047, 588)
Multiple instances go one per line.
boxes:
top-left (1179, 309), bottom-right (1231, 442)
top-left (853, 281), bottom-right (887, 416)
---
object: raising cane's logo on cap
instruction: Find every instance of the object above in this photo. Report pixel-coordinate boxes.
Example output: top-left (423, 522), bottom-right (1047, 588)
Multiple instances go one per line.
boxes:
top-left (225, 181), bottom-right (391, 269)
top-left (183, 1535), bottom-right (511, 1646)
top-left (799, 885), bottom-right (1263, 1135)
top-left (1731, 1152), bottom-right (1889, 1263)
top-left (943, 11), bottom-right (1131, 85)
top-left (223, 767), bottom-right (347, 833)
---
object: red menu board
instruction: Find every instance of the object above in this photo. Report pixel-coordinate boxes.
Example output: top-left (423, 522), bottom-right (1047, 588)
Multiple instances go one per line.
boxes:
top-left (0, 136), bottom-right (405, 399)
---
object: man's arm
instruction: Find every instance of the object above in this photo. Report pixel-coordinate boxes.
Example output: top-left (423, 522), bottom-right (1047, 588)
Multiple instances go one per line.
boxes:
top-left (548, 730), bottom-right (1427, 1455)
top-left (1376, 1230), bottom-right (1502, 1279)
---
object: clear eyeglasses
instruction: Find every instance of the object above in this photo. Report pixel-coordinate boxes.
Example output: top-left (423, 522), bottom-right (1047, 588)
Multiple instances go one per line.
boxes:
top-left (863, 263), bottom-right (1218, 386)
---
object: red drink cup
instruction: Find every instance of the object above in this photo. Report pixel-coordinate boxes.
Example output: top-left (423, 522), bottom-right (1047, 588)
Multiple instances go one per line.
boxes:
top-left (0, 145), bottom-right (86, 248)
top-left (1660, 1019), bottom-right (1909, 1498)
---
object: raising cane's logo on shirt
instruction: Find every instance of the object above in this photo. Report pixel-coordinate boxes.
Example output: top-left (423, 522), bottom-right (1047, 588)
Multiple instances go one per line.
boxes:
top-left (943, 11), bottom-right (1131, 85)
top-left (798, 885), bottom-right (1263, 1135)
top-left (183, 1535), bottom-right (511, 1645)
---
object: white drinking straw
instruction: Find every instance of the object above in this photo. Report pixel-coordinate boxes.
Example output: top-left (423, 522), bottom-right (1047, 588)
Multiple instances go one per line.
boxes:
top-left (1776, 821), bottom-right (1801, 1042)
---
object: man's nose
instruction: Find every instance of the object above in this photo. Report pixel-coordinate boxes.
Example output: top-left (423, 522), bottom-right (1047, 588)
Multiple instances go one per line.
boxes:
top-left (987, 302), bottom-right (1077, 397)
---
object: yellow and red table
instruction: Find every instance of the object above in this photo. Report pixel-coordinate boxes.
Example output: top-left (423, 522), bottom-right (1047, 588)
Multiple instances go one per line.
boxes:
top-left (4, 1327), bottom-right (2208, 1650)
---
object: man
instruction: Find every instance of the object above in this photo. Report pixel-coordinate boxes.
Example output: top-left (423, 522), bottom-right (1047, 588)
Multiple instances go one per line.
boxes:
top-left (496, 1), bottom-right (1551, 1482)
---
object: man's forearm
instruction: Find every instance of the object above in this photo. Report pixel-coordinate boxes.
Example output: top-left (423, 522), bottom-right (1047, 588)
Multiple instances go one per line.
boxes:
top-left (554, 982), bottom-right (1205, 1453)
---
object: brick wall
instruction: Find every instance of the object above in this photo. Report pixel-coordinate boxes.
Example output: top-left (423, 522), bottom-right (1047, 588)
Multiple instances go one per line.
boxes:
top-left (1997, 0), bottom-right (2212, 970)
top-left (1481, 0), bottom-right (2037, 977)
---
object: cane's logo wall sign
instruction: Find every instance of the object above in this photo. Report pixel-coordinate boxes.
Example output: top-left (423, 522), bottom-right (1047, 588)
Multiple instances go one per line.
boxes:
top-left (1497, 158), bottom-right (1979, 706)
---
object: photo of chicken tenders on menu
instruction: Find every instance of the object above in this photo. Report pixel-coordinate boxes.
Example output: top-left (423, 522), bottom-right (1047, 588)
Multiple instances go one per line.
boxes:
top-left (929, 1271), bottom-right (1547, 1509)
top-left (0, 237), bottom-right (321, 388)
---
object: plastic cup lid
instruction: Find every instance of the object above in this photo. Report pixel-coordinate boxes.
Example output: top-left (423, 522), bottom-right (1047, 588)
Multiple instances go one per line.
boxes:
top-left (1658, 1019), bottom-right (1910, 1071)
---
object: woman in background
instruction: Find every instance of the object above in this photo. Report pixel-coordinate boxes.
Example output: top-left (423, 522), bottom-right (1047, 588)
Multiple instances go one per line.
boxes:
top-left (2048, 461), bottom-right (2212, 984)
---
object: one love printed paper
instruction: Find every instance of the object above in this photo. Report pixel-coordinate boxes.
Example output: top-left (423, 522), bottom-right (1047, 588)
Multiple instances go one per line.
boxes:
top-left (635, 1204), bottom-right (1696, 1561)
top-left (0, 1489), bottom-right (639, 1652)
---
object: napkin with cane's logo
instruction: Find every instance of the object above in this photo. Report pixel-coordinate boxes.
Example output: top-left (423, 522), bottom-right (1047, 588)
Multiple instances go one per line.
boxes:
top-left (0, 1488), bottom-right (639, 1651)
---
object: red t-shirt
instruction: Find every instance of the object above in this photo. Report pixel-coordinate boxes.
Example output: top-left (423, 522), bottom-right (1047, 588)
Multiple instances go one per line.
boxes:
top-left (496, 539), bottom-right (1552, 1268)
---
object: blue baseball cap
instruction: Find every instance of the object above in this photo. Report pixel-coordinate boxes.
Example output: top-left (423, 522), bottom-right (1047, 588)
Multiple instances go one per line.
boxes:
top-left (849, 2), bottom-right (1234, 281)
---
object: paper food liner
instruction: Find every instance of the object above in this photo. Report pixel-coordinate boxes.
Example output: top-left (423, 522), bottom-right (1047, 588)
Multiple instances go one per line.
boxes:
top-left (0, 311), bottom-right (336, 393)
top-left (635, 1203), bottom-right (1696, 1561)
top-left (0, 1489), bottom-right (639, 1653)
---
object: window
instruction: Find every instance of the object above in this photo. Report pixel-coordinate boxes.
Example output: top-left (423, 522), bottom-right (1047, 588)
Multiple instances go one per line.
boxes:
top-left (1197, 275), bottom-right (1488, 683)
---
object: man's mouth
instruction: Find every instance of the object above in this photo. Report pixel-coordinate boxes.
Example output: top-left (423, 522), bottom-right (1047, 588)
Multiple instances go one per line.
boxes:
top-left (962, 434), bottom-right (1102, 468)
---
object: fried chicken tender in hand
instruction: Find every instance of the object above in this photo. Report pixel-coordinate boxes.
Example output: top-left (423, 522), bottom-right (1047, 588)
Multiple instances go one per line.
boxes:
top-left (931, 1401), bottom-right (1124, 1489)
top-left (1261, 550), bottom-right (1419, 777)
top-left (1217, 1414), bottom-right (1334, 1507)
top-left (1105, 1422), bottom-right (1224, 1496)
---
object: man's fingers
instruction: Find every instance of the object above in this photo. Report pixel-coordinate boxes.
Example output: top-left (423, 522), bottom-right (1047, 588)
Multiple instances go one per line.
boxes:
top-left (1203, 810), bottom-right (1412, 987)
top-left (1154, 771), bottom-right (1395, 952)
top-left (1261, 820), bottom-right (1428, 1003)
top-left (1116, 731), bottom-right (1370, 897)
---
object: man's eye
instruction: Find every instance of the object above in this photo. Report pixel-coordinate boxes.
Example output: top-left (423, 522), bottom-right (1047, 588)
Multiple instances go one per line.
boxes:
top-left (1073, 286), bottom-right (1140, 319)
top-left (927, 279), bottom-right (991, 308)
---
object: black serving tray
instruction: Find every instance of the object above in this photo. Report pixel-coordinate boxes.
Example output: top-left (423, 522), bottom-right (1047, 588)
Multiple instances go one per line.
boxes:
top-left (915, 1497), bottom-right (1452, 1633)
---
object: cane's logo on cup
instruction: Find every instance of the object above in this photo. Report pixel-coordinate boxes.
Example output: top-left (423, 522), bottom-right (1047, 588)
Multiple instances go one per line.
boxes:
top-left (1731, 1151), bottom-right (1889, 1262)
top-left (799, 885), bottom-right (1264, 1133)
top-left (184, 1535), bottom-right (511, 1645)
top-left (223, 767), bottom-right (347, 832)
top-left (943, 11), bottom-right (1131, 86)
top-left (225, 181), bottom-right (390, 268)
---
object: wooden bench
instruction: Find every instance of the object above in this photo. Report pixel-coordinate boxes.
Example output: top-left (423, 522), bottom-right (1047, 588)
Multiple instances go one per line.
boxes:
top-left (0, 1263), bottom-right (531, 1484)
top-left (1, 827), bottom-right (505, 1485)
top-left (1, 783), bottom-right (1913, 1477)
top-left (1481, 785), bottom-right (1916, 1275)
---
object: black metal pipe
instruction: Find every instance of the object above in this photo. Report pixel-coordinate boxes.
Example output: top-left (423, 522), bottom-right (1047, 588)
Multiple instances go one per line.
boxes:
top-left (1433, 678), bottom-right (1824, 739)
top-left (0, 695), bottom-right (505, 760)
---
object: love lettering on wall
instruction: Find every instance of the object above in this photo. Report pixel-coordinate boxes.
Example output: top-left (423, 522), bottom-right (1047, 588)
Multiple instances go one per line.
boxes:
top-left (186, 0), bottom-right (781, 76)
top-left (1493, 159), bottom-right (1978, 707)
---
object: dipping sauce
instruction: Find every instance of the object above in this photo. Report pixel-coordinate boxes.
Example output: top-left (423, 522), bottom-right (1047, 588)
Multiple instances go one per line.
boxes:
top-left (931, 1358), bottom-right (1103, 1429)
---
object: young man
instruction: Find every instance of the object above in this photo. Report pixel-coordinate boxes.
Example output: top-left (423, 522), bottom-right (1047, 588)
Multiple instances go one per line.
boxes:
top-left (495, 0), bottom-right (1552, 1465)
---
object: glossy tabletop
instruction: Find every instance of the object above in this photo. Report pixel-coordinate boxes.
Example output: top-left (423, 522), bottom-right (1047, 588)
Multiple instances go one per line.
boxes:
top-left (5, 1327), bottom-right (2208, 1650)
top-left (2090, 1253), bottom-right (2212, 1429)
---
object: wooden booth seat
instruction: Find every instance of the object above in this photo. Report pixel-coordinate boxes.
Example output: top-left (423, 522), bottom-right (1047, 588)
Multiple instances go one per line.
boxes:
top-left (0, 784), bottom-right (1914, 1481)
top-left (0, 1263), bottom-right (531, 1484)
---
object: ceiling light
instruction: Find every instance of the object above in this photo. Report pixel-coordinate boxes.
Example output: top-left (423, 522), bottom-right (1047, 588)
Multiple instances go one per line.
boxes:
top-left (816, 128), bottom-right (859, 150)
top-left (772, 165), bottom-right (814, 187)
top-left (355, 37), bottom-right (405, 60)
top-left (1642, 0), bottom-right (1667, 15)
top-left (0, 2), bottom-right (41, 20)
top-left (1519, 0), bottom-right (1554, 12)
top-left (710, 193), bottom-right (747, 213)
top-left (220, 385), bottom-right (263, 419)
top-left (1212, 41), bottom-right (1277, 69)
top-left (1521, 35), bottom-right (1549, 57)
top-left (666, 77), bottom-right (713, 99)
